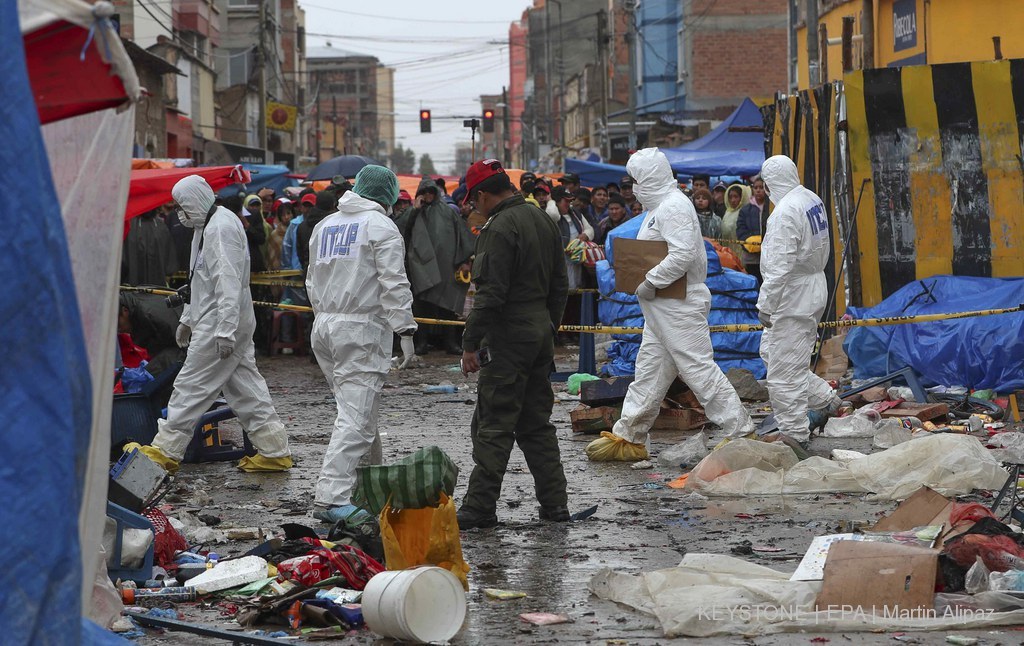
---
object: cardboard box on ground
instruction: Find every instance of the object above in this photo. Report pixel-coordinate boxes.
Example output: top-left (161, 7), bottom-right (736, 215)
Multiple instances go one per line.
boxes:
top-left (571, 376), bottom-right (706, 435)
top-left (815, 486), bottom-right (973, 613)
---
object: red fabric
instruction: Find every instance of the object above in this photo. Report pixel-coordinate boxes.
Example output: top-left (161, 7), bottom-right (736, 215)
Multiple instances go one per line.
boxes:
top-left (944, 533), bottom-right (1024, 572)
top-left (293, 538), bottom-right (384, 590)
top-left (125, 166), bottom-right (251, 222)
top-left (143, 508), bottom-right (189, 570)
top-left (949, 502), bottom-right (997, 527)
top-left (23, 21), bottom-right (129, 125)
top-left (118, 333), bottom-right (150, 369)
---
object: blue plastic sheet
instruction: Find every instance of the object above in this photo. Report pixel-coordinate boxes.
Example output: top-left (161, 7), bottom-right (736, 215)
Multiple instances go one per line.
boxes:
top-left (216, 163), bottom-right (297, 199)
top-left (1, 4), bottom-right (94, 641)
top-left (596, 214), bottom-right (764, 378)
top-left (844, 276), bottom-right (1024, 391)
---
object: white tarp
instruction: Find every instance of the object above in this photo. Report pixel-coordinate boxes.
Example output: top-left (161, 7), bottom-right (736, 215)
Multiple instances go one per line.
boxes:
top-left (591, 553), bottom-right (1024, 637)
top-left (684, 435), bottom-right (1008, 499)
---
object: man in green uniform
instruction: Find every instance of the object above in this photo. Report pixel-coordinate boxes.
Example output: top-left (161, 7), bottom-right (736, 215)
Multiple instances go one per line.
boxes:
top-left (457, 159), bottom-right (570, 529)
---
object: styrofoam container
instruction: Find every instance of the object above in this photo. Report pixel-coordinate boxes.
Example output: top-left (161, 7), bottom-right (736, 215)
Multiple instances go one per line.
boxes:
top-left (362, 567), bottom-right (466, 643)
top-left (186, 555), bottom-right (268, 594)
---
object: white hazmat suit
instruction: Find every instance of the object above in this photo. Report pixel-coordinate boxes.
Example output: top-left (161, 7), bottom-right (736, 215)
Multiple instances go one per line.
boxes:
top-left (306, 190), bottom-right (416, 510)
top-left (150, 175), bottom-right (291, 466)
top-left (611, 148), bottom-right (754, 447)
top-left (758, 155), bottom-right (842, 442)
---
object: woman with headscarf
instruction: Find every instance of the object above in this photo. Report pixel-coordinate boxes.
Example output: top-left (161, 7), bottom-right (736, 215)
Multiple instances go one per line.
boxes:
top-left (720, 183), bottom-right (751, 259)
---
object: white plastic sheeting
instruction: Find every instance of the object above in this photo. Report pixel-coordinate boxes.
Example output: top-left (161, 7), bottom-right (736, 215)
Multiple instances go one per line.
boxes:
top-left (42, 105), bottom-right (136, 608)
top-left (591, 553), bottom-right (1024, 637)
top-left (684, 435), bottom-right (1008, 499)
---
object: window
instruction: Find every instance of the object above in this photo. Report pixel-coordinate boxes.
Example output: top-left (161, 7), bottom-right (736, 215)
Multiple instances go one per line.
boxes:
top-left (228, 0), bottom-right (258, 8)
top-left (227, 48), bottom-right (253, 86)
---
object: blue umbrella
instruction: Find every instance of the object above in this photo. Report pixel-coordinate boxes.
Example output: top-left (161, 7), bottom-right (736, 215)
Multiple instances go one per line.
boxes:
top-left (305, 155), bottom-right (379, 181)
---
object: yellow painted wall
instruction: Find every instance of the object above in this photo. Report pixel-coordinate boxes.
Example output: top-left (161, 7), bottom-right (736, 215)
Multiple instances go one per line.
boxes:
top-left (797, 0), bottom-right (1024, 89)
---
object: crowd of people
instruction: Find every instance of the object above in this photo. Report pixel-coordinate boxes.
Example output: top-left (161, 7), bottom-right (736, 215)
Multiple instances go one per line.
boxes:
top-left (118, 149), bottom-right (840, 527)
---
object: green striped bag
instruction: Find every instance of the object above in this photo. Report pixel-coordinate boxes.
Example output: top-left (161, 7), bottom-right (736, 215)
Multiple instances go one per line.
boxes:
top-left (353, 446), bottom-right (459, 515)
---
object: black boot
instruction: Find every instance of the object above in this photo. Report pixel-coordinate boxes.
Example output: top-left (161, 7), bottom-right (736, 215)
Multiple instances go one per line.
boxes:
top-left (414, 329), bottom-right (430, 356)
top-left (539, 506), bottom-right (570, 522)
top-left (457, 507), bottom-right (498, 529)
top-left (444, 326), bottom-right (463, 355)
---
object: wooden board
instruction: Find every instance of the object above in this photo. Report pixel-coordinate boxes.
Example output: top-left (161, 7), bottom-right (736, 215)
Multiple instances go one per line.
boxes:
top-left (570, 404), bottom-right (619, 433)
top-left (878, 402), bottom-right (949, 423)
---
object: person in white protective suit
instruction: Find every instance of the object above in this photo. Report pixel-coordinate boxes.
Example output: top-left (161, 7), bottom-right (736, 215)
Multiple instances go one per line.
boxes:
top-left (587, 148), bottom-right (754, 461)
top-left (129, 175), bottom-right (292, 473)
top-left (757, 155), bottom-right (844, 443)
top-left (305, 165), bottom-right (418, 523)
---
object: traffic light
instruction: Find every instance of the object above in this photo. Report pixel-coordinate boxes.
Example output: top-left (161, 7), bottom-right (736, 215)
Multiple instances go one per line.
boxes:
top-left (419, 109), bottom-right (431, 133)
top-left (482, 108), bottom-right (495, 133)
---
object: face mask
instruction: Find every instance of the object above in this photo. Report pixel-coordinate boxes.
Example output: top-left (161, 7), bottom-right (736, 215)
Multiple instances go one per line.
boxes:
top-left (177, 208), bottom-right (197, 229)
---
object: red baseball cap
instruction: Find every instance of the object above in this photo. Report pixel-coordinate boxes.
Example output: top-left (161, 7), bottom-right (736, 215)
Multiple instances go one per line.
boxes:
top-left (300, 193), bottom-right (316, 206)
top-left (463, 158), bottom-right (506, 205)
top-left (397, 190), bottom-right (412, 202)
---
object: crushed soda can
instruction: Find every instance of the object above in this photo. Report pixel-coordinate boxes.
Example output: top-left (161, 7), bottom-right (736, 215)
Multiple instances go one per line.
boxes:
top-left (276, 554), bottom-right (333, 586)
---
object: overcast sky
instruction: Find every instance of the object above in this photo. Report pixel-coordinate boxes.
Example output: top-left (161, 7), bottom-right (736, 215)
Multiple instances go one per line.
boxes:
top-left (301, 1), bottom-right (530, 173)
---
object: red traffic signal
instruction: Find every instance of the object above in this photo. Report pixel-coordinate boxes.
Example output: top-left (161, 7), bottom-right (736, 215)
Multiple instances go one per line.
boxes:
top-left (482, 108), bottom-right (495, 133)
top-left (419, 109), bottom-right (431, 133)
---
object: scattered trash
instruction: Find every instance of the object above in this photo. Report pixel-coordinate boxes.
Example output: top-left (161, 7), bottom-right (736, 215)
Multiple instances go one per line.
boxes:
top-left (186, 556), bottom-right (269, 594)
top-left (571, 505), bottom-right (598, 522)
top-left (666, 474), bottom-right (689, 489)
top-left (484, 588), bottom-right (527, 600)
top-left (872, 422), bottom-right (913, 449)
top-left (630, 460), bottom-right (654, 470)
top-left (656, 431), bottom-right (709, 470)
top-left (121, 586), bottom-right (197, 605)
top-left (519, 612), bottom-right (571, 626)
top-left (822, 408), bottom-right (881, 438)
top-left (423, 384), bottom-right (458, 394)
top-left (567, 373), bottom-right (601, 395)
top-left (945, 636), bottom-right (979, 646)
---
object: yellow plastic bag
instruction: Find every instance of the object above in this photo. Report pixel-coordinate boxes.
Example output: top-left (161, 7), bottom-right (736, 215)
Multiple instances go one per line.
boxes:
top-left (379, 492), bottom-right (470, 590)
top-left (585, 431), bottom-right (649, 462)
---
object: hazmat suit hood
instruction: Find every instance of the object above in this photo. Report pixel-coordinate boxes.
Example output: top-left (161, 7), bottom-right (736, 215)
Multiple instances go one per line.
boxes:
top-left (337, 189), bottom-right (386, 215)
top-left (626, 148), bottom-right (677, 211)
top-left (760, 155), bottom-right (801, 206)
top-left (172, 175), bottom-right (216, 229)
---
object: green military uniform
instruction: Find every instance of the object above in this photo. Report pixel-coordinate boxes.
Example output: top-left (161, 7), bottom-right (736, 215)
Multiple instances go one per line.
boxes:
top-left (461, 194), bottom-right (570, 519)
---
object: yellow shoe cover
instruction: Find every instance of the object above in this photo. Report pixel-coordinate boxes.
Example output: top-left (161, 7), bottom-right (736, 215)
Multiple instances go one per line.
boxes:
top-left (585, 431), bottom-right (649, 462)
top-left (713, 431), bottom-right (758, 451)
top-left (123, 442), bottom-right (180, 474)
top-left (237, 454), bottom-right (293, 472)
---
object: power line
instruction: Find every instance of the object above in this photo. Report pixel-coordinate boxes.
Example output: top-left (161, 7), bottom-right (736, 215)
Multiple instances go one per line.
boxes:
top-left (299, 2), bottom-right (515, 25)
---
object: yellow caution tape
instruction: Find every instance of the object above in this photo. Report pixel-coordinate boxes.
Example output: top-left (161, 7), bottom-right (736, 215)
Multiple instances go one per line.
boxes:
top-left (119, 286), bottom-right (1022, 335)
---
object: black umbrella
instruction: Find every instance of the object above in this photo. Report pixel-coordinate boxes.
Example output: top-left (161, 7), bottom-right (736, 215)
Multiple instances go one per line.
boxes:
top-left (305, 155), bottom-right (379, 181)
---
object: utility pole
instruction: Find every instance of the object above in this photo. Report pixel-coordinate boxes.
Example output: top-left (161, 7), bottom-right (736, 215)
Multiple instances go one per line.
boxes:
top-left (806, 0), bottom-right (820, 86)
top-left (842, 16), bottom-right (855, 72)
top-left (819, 23), bottom-right (829, 83)
top-left (861, 0), bottom-right (875, 68)
top-left (626, 2), bottom-right (637, 151)
top-left (502, 86), bottom-right (510, 167)
top-left (598, 9), bottom-right (610, 161)
top-left (257, 0), bottom-right (267, 153)
top-left (788, 0), bottom-right (799, 91)
top-left (544, 6), bottom-right (553, 150)
top-left (553, 0), bottom-right (565, 155)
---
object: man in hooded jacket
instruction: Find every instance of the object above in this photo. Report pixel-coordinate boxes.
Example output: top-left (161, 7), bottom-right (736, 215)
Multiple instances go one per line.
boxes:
top-left (128, 175), bottom-right (292, 473)
top-left (306, 165), bottom-right (418, 522)
top-left (296, 191), bottom-right (338, 275)
top-left (586, 149), bottom-right (754, 461)
top-left (757, 155), bottom-right (843, 443)
top-left (395, 177), bottom-right (474, 355)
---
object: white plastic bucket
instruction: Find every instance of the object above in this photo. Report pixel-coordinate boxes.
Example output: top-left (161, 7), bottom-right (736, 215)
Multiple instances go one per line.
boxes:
top-left (362, 567), bottom-right (466, 643)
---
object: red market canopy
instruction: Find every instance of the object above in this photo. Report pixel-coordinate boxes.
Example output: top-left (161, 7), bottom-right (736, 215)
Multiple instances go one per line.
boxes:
top-left (126, 165), bottom-right (251, 220)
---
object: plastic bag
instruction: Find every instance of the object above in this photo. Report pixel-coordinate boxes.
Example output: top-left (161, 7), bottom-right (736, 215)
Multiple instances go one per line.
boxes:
top-left (380, 492), bottom-right (470, 590)
top-left (950, 502), bottom-right (997, 527)
top-left (965, 557), bottom-right (991, 594)
top-left (688, 438), bottom-right (797, 484)
top-left (88, 545), bottom-right (125, 630)
top-left (657, 431), bottom-right (708, 470)
top-left (586, 432), bottom-right (649, 462)
top-left (871, 420), bottom-right (912, 449)
top-left (567, 373), bottom-right (600, 395)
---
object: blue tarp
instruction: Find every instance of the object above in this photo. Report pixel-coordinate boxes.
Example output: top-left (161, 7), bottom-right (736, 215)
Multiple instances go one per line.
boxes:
top-left (595, 214), bottom-right (764, 378)
top-left (216, 163), bottom-right (297, 199)
top-left (844, 276), bottom-right (1024, 392)
top-left (2, 2), bottom-right (95, 641)
top-left (566, 99), bottom-right (766, 186)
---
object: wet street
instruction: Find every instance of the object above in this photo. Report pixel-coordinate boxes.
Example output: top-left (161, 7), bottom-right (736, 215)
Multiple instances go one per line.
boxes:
top-left (141, 350), bottom-right (1011, 645)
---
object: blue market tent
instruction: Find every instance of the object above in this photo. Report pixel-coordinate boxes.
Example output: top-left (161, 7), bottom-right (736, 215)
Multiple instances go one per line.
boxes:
top-left (844, 276), bottom-right (1024, 391)
top-left (594, 214), bottom-right (764, 378)
top-left (216, 163), bottom-right (298, 199)
top-left (566, 98), bottom-right (767, 186)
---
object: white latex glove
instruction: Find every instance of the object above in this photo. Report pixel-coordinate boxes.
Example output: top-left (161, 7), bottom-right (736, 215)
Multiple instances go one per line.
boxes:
top-left (216, 337), bottom-right (235, 359)
top-left (635, 280), bottom-right (656, 301)
top-left (758, 310), bottom-right (772, 329)
top-left (175, 323), bottom-right (191, 349)
top-left (392, 336), bottom-right (421, 369)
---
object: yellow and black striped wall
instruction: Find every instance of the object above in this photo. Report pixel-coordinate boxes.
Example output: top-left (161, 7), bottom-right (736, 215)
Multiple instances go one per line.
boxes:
top-left (766, 59), bottom-right (1024, 309)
